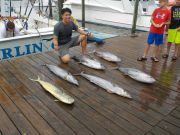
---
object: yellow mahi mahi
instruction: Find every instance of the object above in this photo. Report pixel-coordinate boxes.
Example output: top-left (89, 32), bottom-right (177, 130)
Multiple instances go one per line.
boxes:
top-left (30, 76), bottom-right (74, 104)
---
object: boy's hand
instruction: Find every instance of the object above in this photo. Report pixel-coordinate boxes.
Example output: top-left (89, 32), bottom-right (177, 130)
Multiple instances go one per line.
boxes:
top-left (153, 23), bottom-right (160, 28)
top-left (159, 23), bottom-right (164, 28)
top-left (177, 27), bottom-right (180, 31)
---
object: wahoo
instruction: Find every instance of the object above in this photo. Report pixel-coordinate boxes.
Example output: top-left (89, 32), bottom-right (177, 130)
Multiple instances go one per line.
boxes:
top-left (78, 72), bottom-right (132, 98)
top-left (72, 55), bottom-right (105, 70)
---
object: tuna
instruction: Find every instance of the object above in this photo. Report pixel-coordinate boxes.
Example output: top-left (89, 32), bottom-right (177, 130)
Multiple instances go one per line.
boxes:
top-left (119, 68), bottom-right (156, 84)
top-left (72, 55), bottom-right (105, 70)
top-left (45, 64), bottom-right (79, 86)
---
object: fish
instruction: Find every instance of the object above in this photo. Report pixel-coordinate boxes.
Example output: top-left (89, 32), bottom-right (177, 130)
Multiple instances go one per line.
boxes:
top-left (118, 68), bottom-right (156, 84)
top-left (72, 55), bottom-right (105, 70)
top-left (94, 51), bottom-right (121, 62)
top-left (79, 72), bottom-right (132, 98)
top-left (30, 76), bottom-right (75, 104)
top-left (44, 64), bottom-right (79, 86)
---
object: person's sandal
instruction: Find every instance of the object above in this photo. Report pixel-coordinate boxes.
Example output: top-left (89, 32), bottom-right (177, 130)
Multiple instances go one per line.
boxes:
top-left (137, 57), bottom-right (147, 61)
top-left (151, 57), bottom-right (159, 62)
top-left (172, 56), bottom-right (177, 61)
top-left (162, 54), bottom-right (169, 59)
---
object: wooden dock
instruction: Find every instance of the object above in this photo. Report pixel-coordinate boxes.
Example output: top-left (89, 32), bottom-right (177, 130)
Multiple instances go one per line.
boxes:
top-left (0, 33), bottom-right (180, 135)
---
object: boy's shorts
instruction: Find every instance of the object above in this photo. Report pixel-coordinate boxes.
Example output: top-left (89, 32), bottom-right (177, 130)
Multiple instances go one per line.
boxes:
top-left (168, 29), bottom-right (180, 44)
top-left (147, 32), bottom-right (164, 46)
top-left (58, 36), bottom-right (81, 57)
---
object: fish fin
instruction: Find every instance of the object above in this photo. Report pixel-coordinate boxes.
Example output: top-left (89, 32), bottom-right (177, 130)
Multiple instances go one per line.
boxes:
top-left (107, 66), bottom-right (119, 70)
top-left (107, 90), bottom-right (114, 93)
top-left (29, 76), bottom-right (41, 82)
top-left (73, 71), bottom-right (84, 76)
top-left (41, 64), bottom-right (47, 66)
top-left (88, 49), bottom-right (96, 54)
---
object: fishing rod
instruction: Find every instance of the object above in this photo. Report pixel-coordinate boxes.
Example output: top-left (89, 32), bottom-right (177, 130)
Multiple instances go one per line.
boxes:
top-left (38, 0), bottom-right (41, 16)
top-left (41, 0), bottom-right (44, 11)
top-left (27, 0), bottom-right (37, 20)
top-left (19, 0), bottom-right (22, 18)
top-left (24, 0), bottom-right (30, 16)
top-left (10, 0), bottom-right (12, 17)
top-left (34, 21), bottom-right (51, 51)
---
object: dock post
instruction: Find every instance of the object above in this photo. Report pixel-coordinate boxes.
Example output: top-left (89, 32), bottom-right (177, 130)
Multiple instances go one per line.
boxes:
top-left (49, 0), bottom-right (53, 19)
top-left (131, 0), bottom-right (139, 37)
top-left (82, 0), bottom-right (85, 28)
top-left (58, 0), bottom-right (64, 21)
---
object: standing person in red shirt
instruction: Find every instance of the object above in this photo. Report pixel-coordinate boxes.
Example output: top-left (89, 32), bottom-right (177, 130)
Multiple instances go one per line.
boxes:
top-left (138, 0), bottom-right (170, 62)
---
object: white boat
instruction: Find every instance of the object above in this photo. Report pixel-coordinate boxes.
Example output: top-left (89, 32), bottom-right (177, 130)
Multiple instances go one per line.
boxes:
top-left (61, 0), bottom-right (159, 31)
top-left (0, 27), bottom-right (54, 60)
top-left (0, 0), bottom-right (57, 60)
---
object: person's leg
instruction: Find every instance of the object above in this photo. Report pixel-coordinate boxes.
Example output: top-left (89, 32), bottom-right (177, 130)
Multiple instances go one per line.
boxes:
top-left (61, 54), bottom-right (71, 63)
top-left (174, 44), bottom-right (180, 57)
top-left (79, 34), bottom-right (87, 54)
top-left (58, 44), bottom-right (71, 64)
top-left (172, 30), bottom-right (180, 60)
top-left (143, 44), bottom-right (151, 58)
top-left (153, 45), bottom-right (160, 58)
top-left (151, 33), bottom-right (163, 62)
top-left (165, 42), bottom-right (172, 55)
top-left (137, 32), bottom-right (154, 61)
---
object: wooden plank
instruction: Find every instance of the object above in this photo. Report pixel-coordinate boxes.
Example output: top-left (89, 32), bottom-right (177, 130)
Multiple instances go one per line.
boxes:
top-left (6, 60), bottom-right (95, 135)
top-left (158, 120), bottom-right (180, 135)
top-left (23, 54), bottom-right (130, 135)
top-left (0, 65), bottom-right (76, 134)
top-left (0, 62), bottom-right (58, 135)
top-left (36, 52), bottom-right (153, 133)
top-left (149, 126), bottom-right (171, 135)
top-left (0, 85), bottom-right (39, 135)
top-left (45, 51), bottom-right (163, 125)
top-left (0, 105), bottom-right (20, 135)
top-left (171, 110), bottom-right (180, 119)
top-left (164, 115), bottom-right (180, 128)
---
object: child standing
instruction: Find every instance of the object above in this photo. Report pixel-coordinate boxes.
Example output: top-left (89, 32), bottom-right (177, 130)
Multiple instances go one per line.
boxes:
top-left (162, 0), bottom-right (180, 61)
top-left (138, 0), bottom-right (170, 62)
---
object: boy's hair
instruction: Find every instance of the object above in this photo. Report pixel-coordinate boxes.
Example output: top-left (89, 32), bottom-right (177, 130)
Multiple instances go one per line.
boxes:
top-left (61, 8), bottom-right (72, 15)
top-left (6, 21), bottom-right (15, 30)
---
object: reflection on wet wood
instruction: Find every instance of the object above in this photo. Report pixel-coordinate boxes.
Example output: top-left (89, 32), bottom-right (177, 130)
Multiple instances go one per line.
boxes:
top-left (0, 33), bottom-right (179, 135)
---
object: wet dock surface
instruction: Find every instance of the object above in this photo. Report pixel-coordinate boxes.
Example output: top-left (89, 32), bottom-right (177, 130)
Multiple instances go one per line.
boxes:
top-left (0, 33), bottom-right (180, 135)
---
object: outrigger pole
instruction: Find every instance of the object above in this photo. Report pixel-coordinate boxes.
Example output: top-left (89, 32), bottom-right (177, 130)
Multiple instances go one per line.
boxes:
top-left (27, 0), bottom-right (37, 19)
top-left (24, 0), bottom-right (30, 16)
top-left (19, 0), bottom-right (22, 18)
top-left (10, 0), bottom-right (12, 17)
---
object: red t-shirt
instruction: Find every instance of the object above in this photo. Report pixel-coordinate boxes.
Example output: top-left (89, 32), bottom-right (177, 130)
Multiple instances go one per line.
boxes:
top-left (150, 7), bottom-right (170, 34)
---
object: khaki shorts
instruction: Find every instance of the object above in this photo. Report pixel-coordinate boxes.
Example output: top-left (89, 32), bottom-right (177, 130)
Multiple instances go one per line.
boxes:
top-left (58, 35), bottom-right (81, 57)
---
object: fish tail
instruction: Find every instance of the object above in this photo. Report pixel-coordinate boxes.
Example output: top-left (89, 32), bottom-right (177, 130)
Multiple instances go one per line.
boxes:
top-left (73, 71), bottom-right (84, 76)
top-left (41, 64), bottom-right (46, 66)
top-left (107, 66), bottom-right (119, 70)
top-left (88, 49), bottom-right (96, 54)
top-left (29, 76), bottom-right (41, 82)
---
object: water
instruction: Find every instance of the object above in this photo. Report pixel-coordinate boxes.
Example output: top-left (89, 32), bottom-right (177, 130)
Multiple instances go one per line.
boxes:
top-left (78, 22), bottom-right (137, 36)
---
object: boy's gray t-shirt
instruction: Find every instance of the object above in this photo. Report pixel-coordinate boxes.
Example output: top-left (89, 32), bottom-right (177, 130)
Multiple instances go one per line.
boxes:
top-left (54, 21), bottom-right (78, 45)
